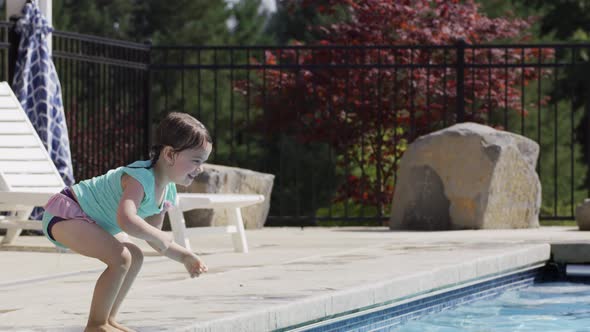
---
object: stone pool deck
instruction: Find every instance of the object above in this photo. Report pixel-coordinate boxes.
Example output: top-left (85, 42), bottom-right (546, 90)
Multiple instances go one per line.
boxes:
top-left (1, 226), bottom-right (589, 331)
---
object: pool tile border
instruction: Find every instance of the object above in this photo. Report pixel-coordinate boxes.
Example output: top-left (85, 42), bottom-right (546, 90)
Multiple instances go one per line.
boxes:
top-left (296, 266), bottom-right (542, 332)
top-left (180, 244), bottom-right (550, 332)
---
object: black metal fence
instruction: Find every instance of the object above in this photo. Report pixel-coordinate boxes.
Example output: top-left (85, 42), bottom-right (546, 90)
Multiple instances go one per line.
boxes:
top-left (51, 31), bottom-right (151, 181)
top-left (151, 43), bottom-right (590, 225)
top-left (4, 19), bottom-right (590, 225)
top-left (0, 22), bottom-right (12, 82)
top-left (4, 21), bottom-right (151, 182)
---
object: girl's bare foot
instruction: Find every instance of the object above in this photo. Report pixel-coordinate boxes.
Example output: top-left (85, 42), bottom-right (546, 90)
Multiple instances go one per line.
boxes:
top-left (84, 324), bottom-right (119, 332)
top-left (108, 319), bottom-right (137, 332)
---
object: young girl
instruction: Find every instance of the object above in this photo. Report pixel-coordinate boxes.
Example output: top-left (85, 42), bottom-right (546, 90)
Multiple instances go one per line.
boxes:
top-left (41, 112), bottom-right (211, 332)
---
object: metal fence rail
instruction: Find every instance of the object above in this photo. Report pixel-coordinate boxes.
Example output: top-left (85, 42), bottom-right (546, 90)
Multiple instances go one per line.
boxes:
top-left (3, 19), bottom-right (588, 225)
top-left (0, 22), bottom-right (12, 83)
top-left (50, 30), bottom-right (151, 181)
top-left (151, 43), bottom-right (590, 225)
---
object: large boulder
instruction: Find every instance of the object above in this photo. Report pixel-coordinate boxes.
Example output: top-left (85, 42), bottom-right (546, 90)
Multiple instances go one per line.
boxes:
top-left (389, 122), bottom-right (541, 230)
top-left (176, 164), bottom-right (274, 229)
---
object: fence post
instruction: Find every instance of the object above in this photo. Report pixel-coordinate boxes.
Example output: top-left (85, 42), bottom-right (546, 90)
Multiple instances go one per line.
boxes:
top-left (7, 16), bottom-right (19, 84)
top-left (456, 39), bottom-right (466, 123)
top-left (586, 96), bottom-right (590, 198)
top-left (6, 2), bottom-right (24, 85)
top-left (144, 40), bottom-right (152, 156)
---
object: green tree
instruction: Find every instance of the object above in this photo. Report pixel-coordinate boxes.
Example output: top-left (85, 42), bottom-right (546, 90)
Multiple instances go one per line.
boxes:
top-left (53, 0), bottom-right (134, 38)
top-left (265, 0), bottom-right (347, 44)
top-left (518, 0), bottom-right (590, 40)
top-left (227, 0), bottom-right (274, 45)
top-left (53, 0), bottom-right (272, 45)
top-left (53, 0), bottom-right (232, 44)
top-left (50, 0), bottom-right (274, 177)
top-left (492, 0), bottom-right (590, 216)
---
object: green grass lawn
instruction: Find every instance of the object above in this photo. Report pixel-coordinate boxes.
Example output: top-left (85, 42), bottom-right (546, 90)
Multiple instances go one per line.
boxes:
top-left (315, 219), bottom-right (578, 227)
top-left (540, 219), bottom-right (577, 227)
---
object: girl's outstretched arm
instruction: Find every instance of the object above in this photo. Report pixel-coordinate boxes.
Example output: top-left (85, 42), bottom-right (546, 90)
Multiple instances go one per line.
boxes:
top-left (116, 176), bottom-right (173, 252)
top-left (118, 175), bottom-right (208, 276)
top-left (144, 212), bottom-right (197, 263)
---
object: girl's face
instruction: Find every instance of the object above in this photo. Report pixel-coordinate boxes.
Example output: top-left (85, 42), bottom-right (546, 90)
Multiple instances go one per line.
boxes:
top-left (167, 142), bottom-right (212, 186)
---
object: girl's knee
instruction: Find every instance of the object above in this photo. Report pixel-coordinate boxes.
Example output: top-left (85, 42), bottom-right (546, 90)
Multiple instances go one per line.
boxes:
top-left (108, 247), bottom-right (133, 270)
top-left (123, 243), bottom-right (144, 267)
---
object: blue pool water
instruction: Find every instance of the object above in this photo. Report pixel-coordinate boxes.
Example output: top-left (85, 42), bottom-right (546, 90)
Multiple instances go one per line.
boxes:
top-left (396, 282), bottom-right (590, 332)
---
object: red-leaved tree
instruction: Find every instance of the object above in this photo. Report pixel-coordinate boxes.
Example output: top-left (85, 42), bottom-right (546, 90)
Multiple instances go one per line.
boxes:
top-left (237, 0), bottom-right (553, 215)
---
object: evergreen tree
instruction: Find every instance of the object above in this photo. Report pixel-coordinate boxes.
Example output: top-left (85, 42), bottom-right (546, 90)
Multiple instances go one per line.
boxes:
top-left (510, 0), bottom-right (590, 214)
top-left (49, 0), bottom-right (274, 180)
top-left (227, 0), bottom-right (273, 45)
top-left (265, 0), bottom-right (346, 44)
top-left (476, 0), bottom-right (589, 217)
top-left (53, 0), bottom-right (232, 44)
top-left (53, 0), bottom-right (134, 38)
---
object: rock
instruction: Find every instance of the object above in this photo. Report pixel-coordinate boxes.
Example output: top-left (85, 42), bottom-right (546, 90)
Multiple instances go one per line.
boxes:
top-left (389, 122), bottom-right (541, 230)
top-left (176, 164), bottom-right (274, 229)
top-left (575, 199), bottom-right (590, 231)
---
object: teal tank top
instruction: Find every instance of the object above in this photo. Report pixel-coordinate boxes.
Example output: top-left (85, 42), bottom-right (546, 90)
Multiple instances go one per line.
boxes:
top-left (72, 160), bottom-right (178, 235)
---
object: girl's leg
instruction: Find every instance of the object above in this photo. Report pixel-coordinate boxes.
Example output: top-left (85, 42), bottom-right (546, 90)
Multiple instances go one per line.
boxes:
top-left (108, 236), bottom-right (144, 332)
top-left (51, 219), bottom-right (133, 331)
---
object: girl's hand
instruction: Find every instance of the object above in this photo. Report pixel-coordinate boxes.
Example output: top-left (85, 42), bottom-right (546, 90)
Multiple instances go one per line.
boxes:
top-left (160, 200), bottom-right (173, 216)
top-left (182, 253), bottom-right (208, 278)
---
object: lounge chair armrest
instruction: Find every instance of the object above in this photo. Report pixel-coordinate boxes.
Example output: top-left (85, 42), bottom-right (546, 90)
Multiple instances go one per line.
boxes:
top-left (176, 193), bottom-right (265, 211)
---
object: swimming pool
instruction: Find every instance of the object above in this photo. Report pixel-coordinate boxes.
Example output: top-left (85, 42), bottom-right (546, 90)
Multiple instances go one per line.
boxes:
top-left (287, 264), bottom-right (590, 332)
top-left (288, 266), bottom-right (546, 332)
top-left (396, 281), bottom-right (590, 331)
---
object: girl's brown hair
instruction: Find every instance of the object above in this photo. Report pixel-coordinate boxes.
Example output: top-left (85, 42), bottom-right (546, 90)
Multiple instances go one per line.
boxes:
top-left (148, 112), bottom-right (212, 168)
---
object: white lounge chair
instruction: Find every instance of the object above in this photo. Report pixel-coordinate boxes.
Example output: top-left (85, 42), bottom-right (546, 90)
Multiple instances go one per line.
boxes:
top-left (169, 194), bottom-right (264, 253)
top-left (0, 81), bottom-right (63, 245)
top-left (0, 81), bottom-right (263, 253)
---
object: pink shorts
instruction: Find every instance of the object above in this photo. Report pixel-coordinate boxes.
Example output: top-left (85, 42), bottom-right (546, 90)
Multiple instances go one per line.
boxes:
top-left (42, 187), bottom-right (95, 246)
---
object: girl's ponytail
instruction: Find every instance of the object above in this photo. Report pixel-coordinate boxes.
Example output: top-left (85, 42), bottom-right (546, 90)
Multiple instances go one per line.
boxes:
top-left (148, 144), bottom-right (164, 169)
